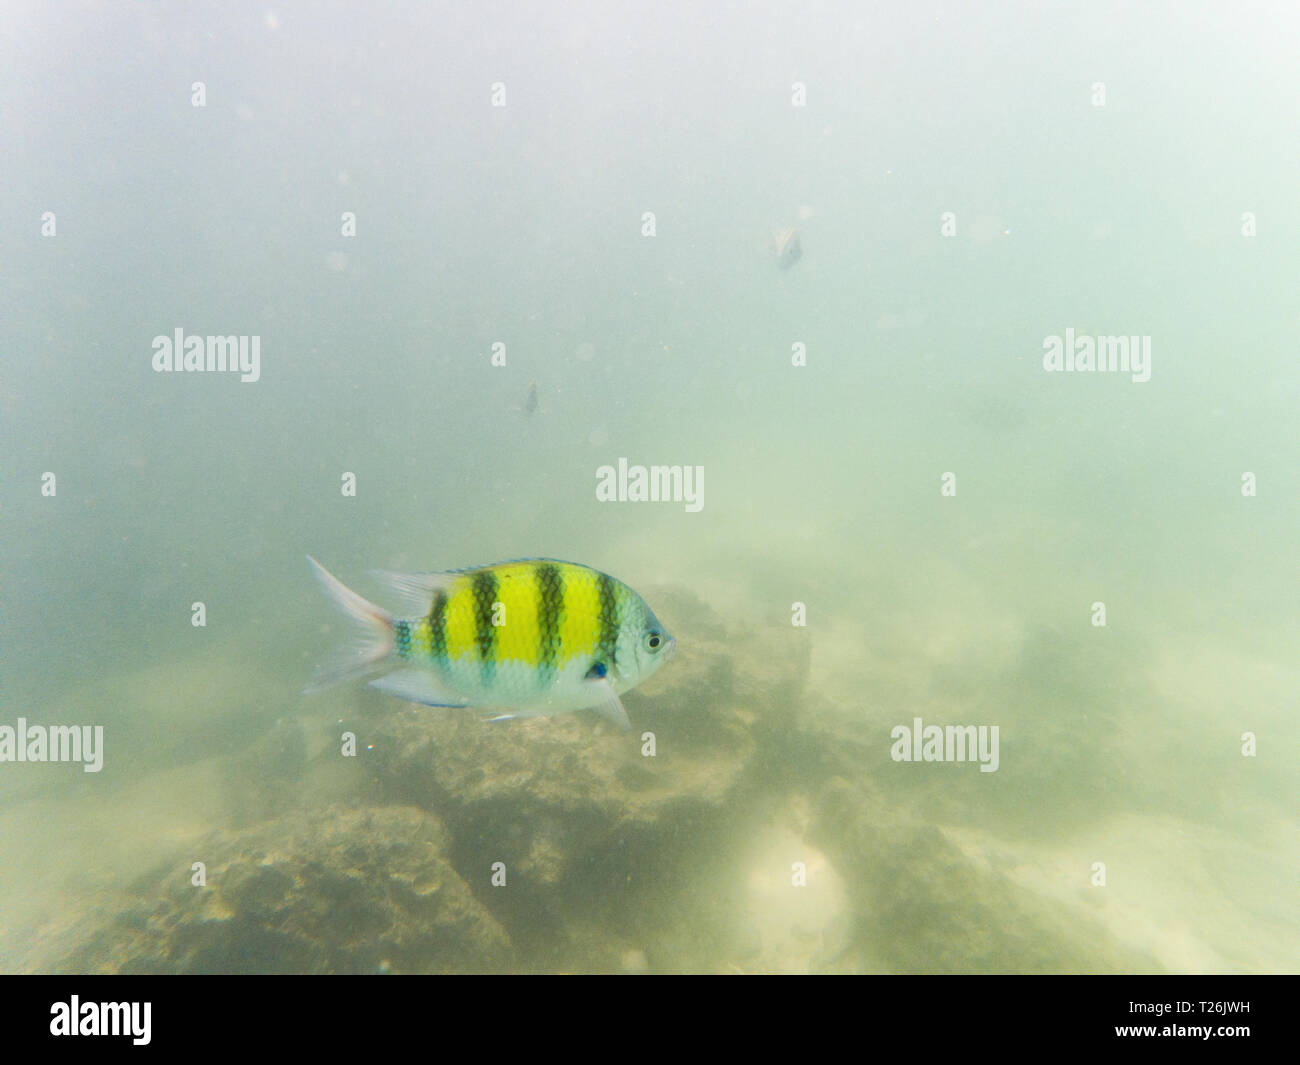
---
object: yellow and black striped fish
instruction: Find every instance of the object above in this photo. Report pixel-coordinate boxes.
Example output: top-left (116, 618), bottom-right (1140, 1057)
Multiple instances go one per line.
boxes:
top-left (305, 557), bottom-right (675, 729)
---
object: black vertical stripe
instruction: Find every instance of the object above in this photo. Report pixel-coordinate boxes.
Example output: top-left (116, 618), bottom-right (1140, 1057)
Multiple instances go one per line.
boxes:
top-left (535, 562), bottom-right (563, 685)
top-left (472, 570), bottom-right (498, 684)
top-left (597, 572), bottom-right (620, 672)
top-left (428, 591), bottom-right (448, 670)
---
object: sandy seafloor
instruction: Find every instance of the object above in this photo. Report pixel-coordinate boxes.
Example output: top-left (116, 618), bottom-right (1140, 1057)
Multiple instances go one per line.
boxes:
top-left (1, 517), bottom-right (1294, 974)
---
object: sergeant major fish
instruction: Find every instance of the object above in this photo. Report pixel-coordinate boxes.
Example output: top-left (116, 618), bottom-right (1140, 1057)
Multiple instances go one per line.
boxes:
top-left (305, 556), bottom-right (675, 729)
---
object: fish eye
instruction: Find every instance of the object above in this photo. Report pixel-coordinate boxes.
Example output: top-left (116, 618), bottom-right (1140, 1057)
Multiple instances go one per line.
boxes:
top-left (646, 632), bottom-right (662, 652)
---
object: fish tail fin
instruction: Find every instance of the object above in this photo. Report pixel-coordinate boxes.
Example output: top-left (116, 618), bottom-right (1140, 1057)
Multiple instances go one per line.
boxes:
top-left (303, 555), bottom-right (395, 693)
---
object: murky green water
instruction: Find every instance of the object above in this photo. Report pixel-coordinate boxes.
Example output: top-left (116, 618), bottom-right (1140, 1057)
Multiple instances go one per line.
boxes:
top-left (3, 1), bottom-right (1296, 974)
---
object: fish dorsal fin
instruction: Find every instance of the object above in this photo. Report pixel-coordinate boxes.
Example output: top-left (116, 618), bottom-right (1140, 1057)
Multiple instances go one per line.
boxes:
top-left (368, 570), bottom-right (459, 614)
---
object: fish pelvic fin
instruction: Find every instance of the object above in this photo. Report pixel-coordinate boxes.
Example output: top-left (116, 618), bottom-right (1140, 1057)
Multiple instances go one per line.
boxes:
top-left (585, 678), bottom-right (633, 731)
top-left (303, 555), bottom-right (395, 693)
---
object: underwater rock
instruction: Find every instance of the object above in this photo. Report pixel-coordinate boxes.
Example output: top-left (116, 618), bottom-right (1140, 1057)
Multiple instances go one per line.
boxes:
top-left (808, 776), bottom-right (1164, 974)
top-left (48, 804), bottom-right (512, 974)
top-left (360, 584), bottom-right (810, 934)
top-left (796, 615), bottom-right (1158, 844)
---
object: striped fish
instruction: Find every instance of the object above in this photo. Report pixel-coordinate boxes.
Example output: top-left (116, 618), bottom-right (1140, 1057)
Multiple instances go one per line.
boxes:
top-left (305, 557), bottom-right (675, 730)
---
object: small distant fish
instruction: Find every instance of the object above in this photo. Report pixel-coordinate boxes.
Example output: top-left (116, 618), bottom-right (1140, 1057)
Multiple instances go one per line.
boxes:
top-left (305, 557), bottom-right (675, 729)
top-left (513, 380), bottom-right (540, 416)
top-left (772, 227), bottom-right (802, 269)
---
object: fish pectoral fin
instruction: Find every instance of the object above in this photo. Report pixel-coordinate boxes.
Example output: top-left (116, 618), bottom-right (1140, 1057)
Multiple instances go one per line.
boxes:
top-left (584, 679), bottom-right (632, 731)
top-left (369, 669), bottom-right (469, 708)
